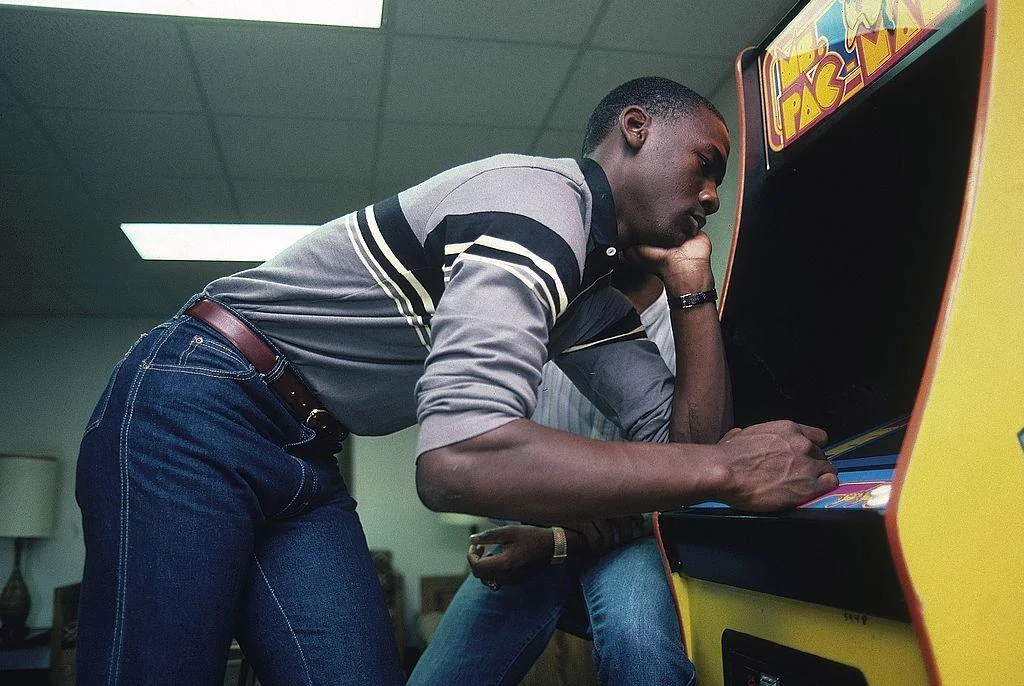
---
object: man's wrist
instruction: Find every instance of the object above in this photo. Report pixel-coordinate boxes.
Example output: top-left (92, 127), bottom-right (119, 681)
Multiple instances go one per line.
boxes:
top-left (661, 266), bottom-right (715, 296)
top-left (696, 445), bottom-right (732, 502)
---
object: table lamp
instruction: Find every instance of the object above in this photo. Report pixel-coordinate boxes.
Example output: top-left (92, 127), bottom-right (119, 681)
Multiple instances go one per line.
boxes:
top-left (0, 454), bottom-right (57, 646)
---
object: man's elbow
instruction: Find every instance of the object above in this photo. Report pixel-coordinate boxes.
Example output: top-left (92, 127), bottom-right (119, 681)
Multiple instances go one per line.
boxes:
top-left (415, 447), bottom-right (473, 513)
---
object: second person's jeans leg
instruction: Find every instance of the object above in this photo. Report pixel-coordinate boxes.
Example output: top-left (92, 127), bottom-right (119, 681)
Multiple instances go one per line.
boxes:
top-left (408, 565), bottom-right (575, 686)
top-left (580, 537), bottom-right (695, 686)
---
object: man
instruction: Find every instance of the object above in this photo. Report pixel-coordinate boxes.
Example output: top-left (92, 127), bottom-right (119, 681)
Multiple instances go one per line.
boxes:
top-left (75, 76), bottom-right (837, 684)
top-left (409, 266), bottom-right (695, 685)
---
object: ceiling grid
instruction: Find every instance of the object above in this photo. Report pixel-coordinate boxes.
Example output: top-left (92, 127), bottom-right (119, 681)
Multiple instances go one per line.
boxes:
top-left (0, 0), bottom-right (795, 316)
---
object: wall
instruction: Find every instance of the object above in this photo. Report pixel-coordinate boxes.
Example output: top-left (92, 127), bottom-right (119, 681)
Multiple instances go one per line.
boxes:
top-left (0, 316), bottom-right (468, 648)
top-left (351, 427), bottom-right (472, 646)
top-left (707, 72), bottom-right (743, 289)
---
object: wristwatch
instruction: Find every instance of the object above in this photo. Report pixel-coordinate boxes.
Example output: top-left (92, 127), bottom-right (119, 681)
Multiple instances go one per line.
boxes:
top-left (668, 288), bottom-right (717, 311)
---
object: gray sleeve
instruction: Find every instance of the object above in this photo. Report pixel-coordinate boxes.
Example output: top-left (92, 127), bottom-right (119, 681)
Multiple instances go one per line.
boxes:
top-left (551, 288), bottom-right (674, 444)
top-left (415, 168), bottom-right (588, 454)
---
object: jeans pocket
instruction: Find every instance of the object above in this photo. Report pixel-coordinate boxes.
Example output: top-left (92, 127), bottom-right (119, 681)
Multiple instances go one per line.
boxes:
top-left (148, 323), bottom-right (256, 379)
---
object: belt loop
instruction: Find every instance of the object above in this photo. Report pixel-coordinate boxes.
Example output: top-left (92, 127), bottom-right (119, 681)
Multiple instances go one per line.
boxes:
top-left (264, 356), bottom-right (287, 383)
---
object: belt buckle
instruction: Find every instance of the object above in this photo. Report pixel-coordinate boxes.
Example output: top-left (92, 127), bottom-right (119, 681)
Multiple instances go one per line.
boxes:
top-left (305, 408), bottom-right (329, 431)
top-left (305, 407), bottom-right (347, 441)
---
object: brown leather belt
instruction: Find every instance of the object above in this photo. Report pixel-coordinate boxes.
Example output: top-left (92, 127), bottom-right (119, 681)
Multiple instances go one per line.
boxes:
top-left (185, 297), bottom-right (348, 441)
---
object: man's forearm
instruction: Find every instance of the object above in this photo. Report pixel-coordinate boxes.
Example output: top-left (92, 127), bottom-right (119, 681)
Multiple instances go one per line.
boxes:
top-left (662, 268), bottom-right (733, 445)
top-left (417, 418), bottom-right (726, 523)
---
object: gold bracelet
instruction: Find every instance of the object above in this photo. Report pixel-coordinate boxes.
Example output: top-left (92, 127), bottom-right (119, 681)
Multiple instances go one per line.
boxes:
top-left (551, 526), bottom-right (568, 565)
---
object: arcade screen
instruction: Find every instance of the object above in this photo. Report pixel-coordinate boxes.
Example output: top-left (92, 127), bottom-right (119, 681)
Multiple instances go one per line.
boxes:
top-left (720, 2), bottom-right (985, 447)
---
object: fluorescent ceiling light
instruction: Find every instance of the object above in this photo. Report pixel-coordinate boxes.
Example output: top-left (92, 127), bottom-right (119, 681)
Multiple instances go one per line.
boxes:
top-left (0, 1), bottom-right (383, 28)
top-left (122, 223), bottom-right (317, 261)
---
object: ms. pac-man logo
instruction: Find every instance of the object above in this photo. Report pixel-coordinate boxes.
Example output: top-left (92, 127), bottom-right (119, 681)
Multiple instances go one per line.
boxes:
top-left (762, 0), bottom-right (960, 151)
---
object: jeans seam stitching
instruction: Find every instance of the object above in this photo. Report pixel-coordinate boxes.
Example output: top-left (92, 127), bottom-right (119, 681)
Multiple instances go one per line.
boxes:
top-left (178, 336), bottom-right (200, 367)
top-left (253, 555), bottom-right (313, 685)
top-left (109, 320), bottom-right (181, 684)
top-left (199, 337), bottom-right (246, 360)
top-left (273, 457), bottom-right (306, 518)
top-left (144, 364), bottom-right (258, 379)
top-left (143, 318), bottom-right (183, 365)
top-left (109, 356), bottom-right (149, 686)
top-left (182, 336), bottom-right (251, 369)
top-left (582, 583), bottom-right (607, 680)
top-left (493, 602), bottom-right (565, 685)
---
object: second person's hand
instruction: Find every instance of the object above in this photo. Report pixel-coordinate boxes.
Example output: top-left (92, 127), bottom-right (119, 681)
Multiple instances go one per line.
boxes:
top-left (467, 525), bottom-right (555, 587)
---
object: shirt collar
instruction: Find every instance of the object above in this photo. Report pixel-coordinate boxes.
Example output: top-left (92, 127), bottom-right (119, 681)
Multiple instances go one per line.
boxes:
top-left (579, 158), bottom-right (618, 252)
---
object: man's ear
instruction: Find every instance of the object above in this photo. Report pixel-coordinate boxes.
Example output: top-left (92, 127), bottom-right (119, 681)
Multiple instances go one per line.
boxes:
top-left (620, 106), bottom-right (650, 152)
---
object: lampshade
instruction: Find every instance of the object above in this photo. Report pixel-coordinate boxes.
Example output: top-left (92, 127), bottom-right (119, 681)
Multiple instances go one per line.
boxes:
top-left (0, 455), bottom-right (57, 539)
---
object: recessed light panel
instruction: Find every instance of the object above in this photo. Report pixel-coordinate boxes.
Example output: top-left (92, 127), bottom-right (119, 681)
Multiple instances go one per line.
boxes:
top-left (121, 223), bottom-right (317, 261)
top-left (0, 1), bottom-right (384, 28)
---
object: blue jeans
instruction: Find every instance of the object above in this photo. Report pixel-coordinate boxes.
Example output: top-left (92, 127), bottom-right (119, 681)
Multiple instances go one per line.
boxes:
top-left (75, 298), bottom-right (404, 685)
top-left (409, 537), bottom-right (695, 686)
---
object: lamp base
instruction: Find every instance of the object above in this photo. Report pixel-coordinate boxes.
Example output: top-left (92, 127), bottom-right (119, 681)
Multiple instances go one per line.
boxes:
top-left (0, 538), bottom-right (30, 648)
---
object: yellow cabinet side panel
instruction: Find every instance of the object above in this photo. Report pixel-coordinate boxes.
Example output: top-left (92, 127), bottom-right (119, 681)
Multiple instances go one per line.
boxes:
top-left (673, 575), bottom-right (927, 685)
top-left (889, 1), bottom-right (1024, 684)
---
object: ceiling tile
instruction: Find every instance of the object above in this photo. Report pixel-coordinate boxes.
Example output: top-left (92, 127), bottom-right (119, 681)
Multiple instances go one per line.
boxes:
top-left (81, 175), bottom-right (238, 223)
top-left (375, 122), bottom-right (534, 196)
top-left (0, 106), bottom-right (68, 174)
top-left (185, 23), bottom-right (385, 119)
top-left (0, 7), bottom-right (200, 111)
top-left (217, 116), bottom-right (374, 181)
top-left (592, 0), bottom-right (795, 58)
top-left (37, 109), bottom-right (222, 177)
top-left (234, 179), bottom-right (373, 225)
top-left (532, 128), bottom-right (585, 159)
top-left (386, 36), bottom-right (575, 127)
top-left (391, 0), bottom-right (600, 45)
top-left (549, 49), bottom-right (732, 129)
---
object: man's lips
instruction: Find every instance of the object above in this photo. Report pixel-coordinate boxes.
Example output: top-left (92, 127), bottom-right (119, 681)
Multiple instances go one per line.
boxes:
top-left (689, 213), bottom-right (706, 233)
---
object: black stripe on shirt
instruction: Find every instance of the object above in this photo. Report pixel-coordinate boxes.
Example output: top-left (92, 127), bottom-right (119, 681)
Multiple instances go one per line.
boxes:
top-left (357, 205), bottom-right (436, 322)
top-left (371, 195), bottom-right (445, 305)
top-left (427, 212), bottom-right (581, 312)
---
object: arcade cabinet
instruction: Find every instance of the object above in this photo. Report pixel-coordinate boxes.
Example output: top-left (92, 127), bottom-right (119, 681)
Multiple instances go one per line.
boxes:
top-left (654, 0), bottom-right (1024, 683)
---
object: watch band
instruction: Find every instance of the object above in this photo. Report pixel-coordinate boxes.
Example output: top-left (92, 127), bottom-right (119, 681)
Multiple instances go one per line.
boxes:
top-left (551, 526), bottom-right (568, 565)
top-left (668, 288), bottom-right (717, 311)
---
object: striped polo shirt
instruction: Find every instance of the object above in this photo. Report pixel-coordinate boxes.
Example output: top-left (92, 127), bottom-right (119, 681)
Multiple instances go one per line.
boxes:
top-left (205, 154), bottom-right (675, 455)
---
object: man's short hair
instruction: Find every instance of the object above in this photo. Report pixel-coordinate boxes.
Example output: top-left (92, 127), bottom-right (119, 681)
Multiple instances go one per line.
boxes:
top-left (581, 76), bottom-right (725, 157)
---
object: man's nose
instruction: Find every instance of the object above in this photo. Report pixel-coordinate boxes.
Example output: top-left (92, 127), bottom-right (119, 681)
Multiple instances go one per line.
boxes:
top-left (699, 185), bottom-right (720, 215)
